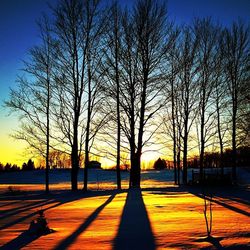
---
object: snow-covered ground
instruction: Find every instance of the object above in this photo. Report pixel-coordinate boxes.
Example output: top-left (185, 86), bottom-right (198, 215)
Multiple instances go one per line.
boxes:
top-left (0, 167), bottom-right (249, 191)
top-left (0, 168), bottom-right (176, 191)
top-left (0, 168), bottom-right (175, 184)
top-left (0, 168), bottom-right (249, 249)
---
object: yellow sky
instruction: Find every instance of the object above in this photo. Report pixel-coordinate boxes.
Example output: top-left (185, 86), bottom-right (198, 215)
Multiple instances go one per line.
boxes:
top-left (0, 135), bottom-right (27, 165)
top-left (0, 110), bottom-right (163, 167)
top-left (0, 108), bottom-right (29, 165)
top-left (0, 106), bottom-right (198, 168)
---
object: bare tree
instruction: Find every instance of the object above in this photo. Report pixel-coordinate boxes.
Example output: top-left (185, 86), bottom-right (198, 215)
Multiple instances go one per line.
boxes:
top-left (213, 35), bottom-right (229, 176)
top-left (221, 21), bottom-right (249, 181)
top-left (194, 18), bottom-right (219, 181)
top-left (83, 3), bottom-right (109, 191)
top-left (6, 15), bottom-right (55, 193)
top-left (100, 1), bottom-right (122, 189)
top-left (161, 28), bottom-right (180, 184)
top-left (113, 2), bottom-right (122, 190)
top-left (118, 0), bottom-right (170, 187)
top-left (237, 65), bottom-right (250, 146)
top-left (176, 27), bottom-right (199, 184)
top-left (52, 0), bottom-right (104, 190)
top-left (53, 0), bottom-right (84, 191)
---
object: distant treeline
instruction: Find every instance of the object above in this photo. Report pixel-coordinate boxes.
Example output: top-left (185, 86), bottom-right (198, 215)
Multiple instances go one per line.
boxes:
top-left (2, 146), bottom-right (249, 173)
top-left (0, 159), bottom-right (37, 172)
top-left (0, 158), bottom-right (102, 172)
top-left (157, 146), bottom-right (250, 170)
top-left (186, 146), bottom-right (250, 169)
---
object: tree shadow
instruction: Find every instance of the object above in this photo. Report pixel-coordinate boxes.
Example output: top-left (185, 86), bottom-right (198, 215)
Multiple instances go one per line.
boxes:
top-left (142, 186), bottom-right (249, 249)
top-left (0, 198), bottom-right (55, 220)
top-left (113, 188), bottom-right (156, 250)
top-left (0, 229), bottom-right (55, 250)
top-left (143, 185), bottom-right (250, 218)
top-left (0, 200), bottom-right (23, 208)
top-left (0, 230), bottom-right (40, 250)
top-left (195, 235), bottom-right (224, 249)
top-left (187, 186), bottom-right (250, 218)
top-left (224, 196), bottom-right (250, 207)
top-left (54, 192), bottom-right (117, 250)
top-left (142, 185), bottom-right (189, 194)
top-left (211, 198), bottom-right (250, 217)
top-left (0, 199), bottom-right (60, 231)
top-left (0, 189), bottom-right (122, 231)
top-left (213, 186), bottom-right (250, 207)
top-left (1, 189), bottom-right (122, 249)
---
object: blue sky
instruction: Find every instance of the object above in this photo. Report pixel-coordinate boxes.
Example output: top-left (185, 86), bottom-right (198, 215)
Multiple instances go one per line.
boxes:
top-left (1, 0), bottom-right (249, 103)
top-left (0, 0), bottom-right (249, 165)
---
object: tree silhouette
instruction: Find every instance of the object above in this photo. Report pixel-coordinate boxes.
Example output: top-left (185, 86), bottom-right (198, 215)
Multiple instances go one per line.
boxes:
top-left (5, 15), bottom-right (55, 192)
top-left (5, 0), bottom-right (250, 189)
top-left (221, 21), bottom-right (250, 182)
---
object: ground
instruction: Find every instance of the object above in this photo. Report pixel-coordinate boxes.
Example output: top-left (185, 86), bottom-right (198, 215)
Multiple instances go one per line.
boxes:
top-left (0, 169), bottom-right (249, 249)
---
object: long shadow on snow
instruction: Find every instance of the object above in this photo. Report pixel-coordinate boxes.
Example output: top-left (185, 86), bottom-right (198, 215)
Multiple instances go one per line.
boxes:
top-left (0, 200), bottom-right (25, 209)
top-left (54, 192), bottom-right (118, 250)
top-left (143, 186), bottom-right (249, 249)
top-left (187, 186), bottom-right (250, 218)
top-left (213, 186), bottom-right (250, 207)
top-left (0, 198), bottom-right (55, 220)
top-left (1, 190), bottom-right (124, 249)
top-left (0, 230), bottom-right (51, 250)
top-left (0, 189), bottom-right (124, 231)
top-left (113, 188), bottom-right (156, 250)
top-left (144, 185), bottom-right (250, 218)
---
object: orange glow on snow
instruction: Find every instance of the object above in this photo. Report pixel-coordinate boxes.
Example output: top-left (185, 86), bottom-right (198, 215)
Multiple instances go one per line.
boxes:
top-left (0, 183), bottom-right (249, 249)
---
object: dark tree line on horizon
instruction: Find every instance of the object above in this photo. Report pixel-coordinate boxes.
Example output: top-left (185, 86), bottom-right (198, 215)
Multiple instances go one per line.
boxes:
top-left (0, 159), bottom-right (35, 172)
top-left (5, 0), bottom-right (250, 192)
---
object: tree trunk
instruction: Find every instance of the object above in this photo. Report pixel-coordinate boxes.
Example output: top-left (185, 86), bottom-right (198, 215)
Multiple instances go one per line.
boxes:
top-left (173, 135), bottom-right (177, 185)
top-left (116, 96), bottom-right (121, 189)
top-left (71, 144), bottom-right (79, 191)
top-left (115, 7), bottom-right (121, 190)
top-left (84, 97), bottom-right (90, 191)
top-left (177, 145), bottom-right (181, 185)
top-left (71, 109), bottom-right (79, 191)
top-left (83, 56), bottom-right (92, 191)
top-left (83, 148), bottom-right (89, 191)
top-left (171, 77), bottom-right (177, 185)
top-left (45, 86), bottom-right (50, 193)
top-left (182, 135), bottom-right (188, 184)
top-left (183, 106), bottom-right (188, 184)
top-left (129, 83), bottom-right (136, 188)
top-left (45, 147), bottom-right (49, 193)
top-left (200, 110), bottom-right (205, 182)
top-left (132, 74), bottom-right (147, 188)
top-left (116, 113), bottom-right (121, 189)
top-left (200, 141), bottom-right (204, 182)
top-left (216, 102), bottom-right (224, 176)
top-left (232, 105), bottom-right (237, 182)
top-left (130, 152), bottom-right (141, 187)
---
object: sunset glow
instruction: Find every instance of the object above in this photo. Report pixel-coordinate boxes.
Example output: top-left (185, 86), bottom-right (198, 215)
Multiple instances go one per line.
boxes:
top-left (1, 183), bottom-right (249, 249)
top-left (0, 0), bottom-right (249, 249)
top-left (1, 0), bottom-right (250, 167)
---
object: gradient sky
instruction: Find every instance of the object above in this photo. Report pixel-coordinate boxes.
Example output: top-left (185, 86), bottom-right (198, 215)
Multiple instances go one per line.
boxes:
top-left (0, 0), bottom-right (250, 165)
